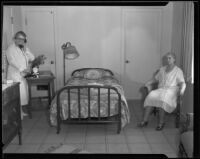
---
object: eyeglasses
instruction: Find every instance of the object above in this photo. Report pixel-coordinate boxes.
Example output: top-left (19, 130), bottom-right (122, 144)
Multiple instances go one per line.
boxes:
top-left (15, 37), bottom-right (26, 41)
top-left (15, 38), bottom-right (25, 41)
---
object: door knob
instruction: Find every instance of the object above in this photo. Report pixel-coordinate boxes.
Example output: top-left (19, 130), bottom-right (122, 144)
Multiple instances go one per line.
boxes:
top-left (125, 60), bottom-right (130, 63)
top-left (50, 61), bottom-right (54, 64)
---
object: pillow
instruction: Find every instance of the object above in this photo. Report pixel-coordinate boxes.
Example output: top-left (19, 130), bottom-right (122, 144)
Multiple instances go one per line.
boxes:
top-left (84, 69), bottom-right (102, 80)
top-left (102, 70), bottom-right (113, 77)
top-left (73, 71), bottom-right (84, 78)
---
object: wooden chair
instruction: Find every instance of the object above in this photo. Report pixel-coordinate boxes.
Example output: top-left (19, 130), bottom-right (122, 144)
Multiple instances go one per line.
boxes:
top-left (141, 82), bottom-right (181, 128)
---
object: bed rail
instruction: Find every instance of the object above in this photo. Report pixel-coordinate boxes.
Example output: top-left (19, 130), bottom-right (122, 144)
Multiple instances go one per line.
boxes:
top-left (56, 85), bottom-right (121, 134)
top-left (71, 68), bottom-right (114, 76)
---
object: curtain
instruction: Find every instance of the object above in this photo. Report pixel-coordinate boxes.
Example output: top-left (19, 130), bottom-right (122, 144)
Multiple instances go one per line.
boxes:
top-left (181, 2), bottom-right (194, 83)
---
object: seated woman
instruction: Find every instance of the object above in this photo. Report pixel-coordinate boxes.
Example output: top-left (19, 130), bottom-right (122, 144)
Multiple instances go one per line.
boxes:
top-left (137, 52), bottom-right (186, 131)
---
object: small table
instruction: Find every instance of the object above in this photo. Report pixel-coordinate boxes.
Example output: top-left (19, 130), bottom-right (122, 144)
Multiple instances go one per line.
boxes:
top-left (26, 70), bottom-right (55, 119)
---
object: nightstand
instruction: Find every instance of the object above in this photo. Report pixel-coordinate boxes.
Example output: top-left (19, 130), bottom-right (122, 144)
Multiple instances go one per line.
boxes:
top-left (26, 70), bottom-right (55, 118)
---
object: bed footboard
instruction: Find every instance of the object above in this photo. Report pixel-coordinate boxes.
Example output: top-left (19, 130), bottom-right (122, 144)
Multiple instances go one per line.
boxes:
top-left (56, 85), bottom-right (122, 134)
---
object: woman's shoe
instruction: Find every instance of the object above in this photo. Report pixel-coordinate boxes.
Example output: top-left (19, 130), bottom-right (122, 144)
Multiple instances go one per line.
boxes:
top-left (137, 121), bottom-right (148, 127)
top-left (156, 123), bottom-right (165, 131)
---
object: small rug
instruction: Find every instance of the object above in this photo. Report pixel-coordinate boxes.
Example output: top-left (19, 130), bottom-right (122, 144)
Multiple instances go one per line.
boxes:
top-left (44, 143), bottom-right (89, 153)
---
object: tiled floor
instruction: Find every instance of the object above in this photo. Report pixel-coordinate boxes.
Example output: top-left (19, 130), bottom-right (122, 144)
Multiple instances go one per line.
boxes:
top-left (3, 100), bottom-right (180, 157)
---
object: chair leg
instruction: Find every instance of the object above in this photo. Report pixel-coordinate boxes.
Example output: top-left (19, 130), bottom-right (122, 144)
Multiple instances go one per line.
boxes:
top-left (178, 143), bottom-right (183, 157)
top-left (179, 142), bottom-right (188, 158)
top-left (152, 107), bottom-right (157, 116)
top-left (117, 119), bottom-right (121, 134)
top-left (175, 112), bottom-right (180, 128)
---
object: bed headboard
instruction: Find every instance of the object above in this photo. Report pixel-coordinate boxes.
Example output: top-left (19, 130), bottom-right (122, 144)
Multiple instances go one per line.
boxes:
top-left (71, 68), bottom-right (114, 77)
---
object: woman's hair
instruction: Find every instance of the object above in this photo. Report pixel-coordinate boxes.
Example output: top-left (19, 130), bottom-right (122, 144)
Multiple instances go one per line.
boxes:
top-left (165, 52), bottom-right (176, 62)
top-left (14, 31), bottom-right (27, 43)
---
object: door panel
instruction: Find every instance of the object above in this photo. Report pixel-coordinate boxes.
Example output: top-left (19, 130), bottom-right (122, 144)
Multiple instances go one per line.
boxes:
top-left (123, 9), bottom-right (162, 99)
top-left (24, 10), bottom-right (56, 75)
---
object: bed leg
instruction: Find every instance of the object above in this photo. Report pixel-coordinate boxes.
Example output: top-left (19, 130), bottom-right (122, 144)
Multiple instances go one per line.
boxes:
top-left (117, 121), bottom-right (121, 134)
top-left (57, 124), bottom-right (60, 134)
top-left (57, 127), bottom-right (60, 134)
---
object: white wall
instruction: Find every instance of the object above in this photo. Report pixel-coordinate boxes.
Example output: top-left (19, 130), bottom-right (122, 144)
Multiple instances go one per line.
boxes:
top-left (12, 6), bottom-right (23, 34)
top-left (55, 6), bottom-right (122, 89)
top-left (160, 2), bottom-right (173, 62)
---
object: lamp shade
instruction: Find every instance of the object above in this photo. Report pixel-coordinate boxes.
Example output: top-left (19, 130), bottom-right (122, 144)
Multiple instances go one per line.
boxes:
top-left (61, 42), bottom-right (79, 60)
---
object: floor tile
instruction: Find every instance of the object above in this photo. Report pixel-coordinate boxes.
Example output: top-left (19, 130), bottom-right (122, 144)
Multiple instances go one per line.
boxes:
top-left (38, 143), bottom-right (62, 153)
top-left (67, 124), bottom-right (87, 132)
top-left (124, 127), bottom-right (144, 135)
top-left (106, 134), bottom-right (126, 143)
top-left (108, 144), bottom-right (129, 153)
top-left (85, 135), bottom-right (106, 143)
top-left (150, 143), bottom-right (175, 154)
top-left (3, 144), bottom-right (20, 153)
top-left (126, 134), bottom-right (148, 143)
top-left (164, 133), bottom-right (180, 145)
top-left (128, 143), bottom-right (152, 154)
top-left (43, 132), bottom-right (67, 144)
top-left (145, 132), bottom-right (168, 144)
top-left (163, 128), bottom-right (179, 135)
top-left (38, 143), bottom-right (84, 153)
top-left (87, 126), bottom-right (105, 133)
top-left (165, 152), bottom-right (178, 158)
top-left (84, 143), bottom-right (106, 153)
top-left (64, 134), bottom-right (85, 144)
top-left (10, 134), bottom-right (28, 145)
top-left (15, 143), bottom-right (41, 153)
top-left (23, 132), bottom-right (47, 144)
top-left (169, 142), bottom-right (179, 153)
top-left (33, 120), bottom-right (50, 128)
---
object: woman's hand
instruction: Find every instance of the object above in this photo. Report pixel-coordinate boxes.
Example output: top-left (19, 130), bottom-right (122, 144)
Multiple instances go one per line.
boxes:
top-left (179, 82), bottom-right (186, 96)
top-left (20, 68), bottom-right (31, 77)
top-left (144, 83), bottom-right (152, 93)
top-left (20, 71), bottom-right (27, 77)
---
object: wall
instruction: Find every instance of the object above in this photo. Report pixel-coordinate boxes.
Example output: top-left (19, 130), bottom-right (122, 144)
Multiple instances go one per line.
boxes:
top-left (160, 2), bottom-right (173, 62)
top-left (12, 6), bottom-right (23, 34)
top-left (55, 6), bottom-right (122, 89)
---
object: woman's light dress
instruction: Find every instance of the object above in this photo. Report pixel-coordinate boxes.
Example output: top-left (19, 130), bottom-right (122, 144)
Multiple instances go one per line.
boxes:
top-left (6, 43), bottom-right (35, 105)
top-left (144, 66), bottom-right (185, 113)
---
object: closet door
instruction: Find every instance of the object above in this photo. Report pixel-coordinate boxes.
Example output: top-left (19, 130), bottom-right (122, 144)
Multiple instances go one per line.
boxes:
top-left (23, 8), bottom-right (56, 75)
top-left (123, 8), bottom-right (162, 99)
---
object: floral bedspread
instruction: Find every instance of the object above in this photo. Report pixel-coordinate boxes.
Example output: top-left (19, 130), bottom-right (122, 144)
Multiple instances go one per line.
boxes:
top-left (49, 76), bottom-right (130, 128)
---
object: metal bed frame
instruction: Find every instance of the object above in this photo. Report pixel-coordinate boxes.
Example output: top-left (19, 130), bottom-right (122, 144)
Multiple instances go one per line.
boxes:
top-left (56, 67), bottom-right (122, 134)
